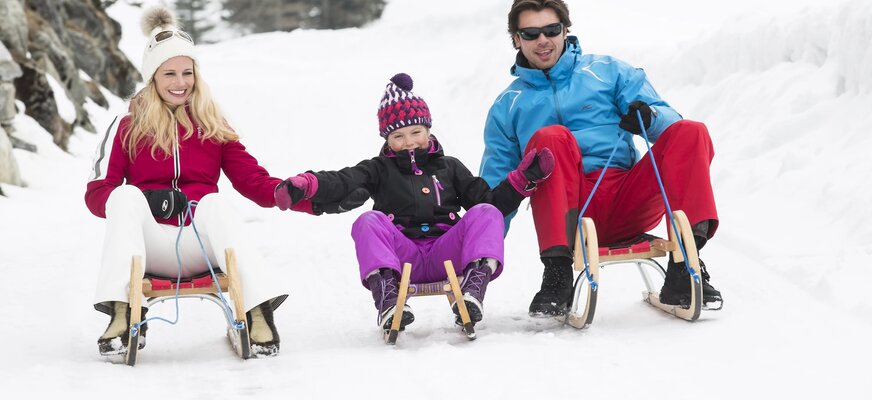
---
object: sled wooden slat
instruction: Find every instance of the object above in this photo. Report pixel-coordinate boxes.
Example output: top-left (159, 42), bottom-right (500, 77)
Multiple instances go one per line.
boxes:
top-left (225, 248), bottom-right (246, 324)
top-left (646, 210), bottom-right (702, 321)
top-left (407, 281), bottom-right (454, 296)
top-left (130, 256), bottom-right (144, 323)
top-left (444, 260), bottom-right (475, 338)
top-left (126, 255), bottom-right (145, 366)
top-left (142, 274), bottom-right (231, 297)
top-left (597, 238), bottom-right (671, 262)
top-left (388, 263), bottom-right (413, 335)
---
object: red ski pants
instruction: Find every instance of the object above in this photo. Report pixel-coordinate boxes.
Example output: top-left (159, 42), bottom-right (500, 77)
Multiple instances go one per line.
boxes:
top-left (527, 120), bottom-right (719, 259)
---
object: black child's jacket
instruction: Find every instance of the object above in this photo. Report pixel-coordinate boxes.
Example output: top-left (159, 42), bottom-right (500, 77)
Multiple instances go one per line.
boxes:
top-left (309, 136), bottom-right (525, 238)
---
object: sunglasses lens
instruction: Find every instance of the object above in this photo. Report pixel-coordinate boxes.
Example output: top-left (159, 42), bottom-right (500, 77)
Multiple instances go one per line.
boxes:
top-left (542, 24), bottom-right (563, 37)
top-left (518, 29), bottom-right (539, 40)
top-left (154, 30), bottom-right (194, 45)
top-left (518, 23), bottom-right (562, 40)
top-left (154, 31), bottom-right (174, 42)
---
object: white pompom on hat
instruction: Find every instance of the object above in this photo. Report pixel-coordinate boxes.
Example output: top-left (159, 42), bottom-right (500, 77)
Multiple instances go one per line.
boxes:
top-left (139, 6), bottom-right (197, 82)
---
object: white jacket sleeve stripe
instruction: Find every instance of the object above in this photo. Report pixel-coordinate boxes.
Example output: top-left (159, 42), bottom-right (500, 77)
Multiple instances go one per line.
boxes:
top-left (89, 115), bottom-right (122, 181)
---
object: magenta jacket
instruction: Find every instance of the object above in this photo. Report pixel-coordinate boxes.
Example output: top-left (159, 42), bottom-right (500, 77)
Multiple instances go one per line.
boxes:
top-left (85, 114), bottom-right (282, 226)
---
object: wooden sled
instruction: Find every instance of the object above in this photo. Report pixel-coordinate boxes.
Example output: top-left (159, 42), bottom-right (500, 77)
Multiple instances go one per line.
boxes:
top-left (125, 248), bottom-right (250, 366)
top-left (385, 260), bottom-right (476, 345)
top-left (566, 210), bottom-right (707, 329)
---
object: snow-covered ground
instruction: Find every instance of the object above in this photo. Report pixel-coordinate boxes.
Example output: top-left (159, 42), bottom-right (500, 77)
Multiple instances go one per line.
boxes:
top-left (1, 0), bottom-right (870, 398)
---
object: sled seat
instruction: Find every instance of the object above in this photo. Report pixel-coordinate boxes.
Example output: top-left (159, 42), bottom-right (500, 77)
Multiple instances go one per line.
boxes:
top-left (385, 260), bottom-right (476, 345)
top-left (143, 274), bottom-right (230, 297)
top-left (125, 249), bottom-right (250, 366)
top-left (597, 233), bottom-right (671, 262)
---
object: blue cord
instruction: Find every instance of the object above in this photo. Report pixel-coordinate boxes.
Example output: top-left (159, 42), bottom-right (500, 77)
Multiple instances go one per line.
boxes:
top-left (185, 203), bottom-right (246, 330)
top-left (574, 134), bottom-right (621, 291)
top-left (574, 109), bottom-right (703, 291)
top-left (131, 200), bottom-right (245, 337)
top-left (634, 111), bottom-right (699, 283)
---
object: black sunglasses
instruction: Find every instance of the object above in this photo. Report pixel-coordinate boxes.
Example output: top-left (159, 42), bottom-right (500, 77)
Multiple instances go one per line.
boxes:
top-left (517, 23), bottom-right (564, 41)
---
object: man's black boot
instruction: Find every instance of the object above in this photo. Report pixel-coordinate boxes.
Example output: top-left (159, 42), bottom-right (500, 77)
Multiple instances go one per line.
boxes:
top-left (529, 256), bottom-right (574, 317)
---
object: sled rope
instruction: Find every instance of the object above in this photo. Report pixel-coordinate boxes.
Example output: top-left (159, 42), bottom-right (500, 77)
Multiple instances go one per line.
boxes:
top-left (574, 110), bottom-right (701, 286)
top-left (131, 201), bottom-right (245, 337)
top-left (634, 111), bottom-right (699, 283)
top-left (574, 136), bottom-right (620, 291)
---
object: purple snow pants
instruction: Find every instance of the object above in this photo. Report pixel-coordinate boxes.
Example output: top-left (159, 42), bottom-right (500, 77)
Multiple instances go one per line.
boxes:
top-left (351, 204), bottom-right (506, 288)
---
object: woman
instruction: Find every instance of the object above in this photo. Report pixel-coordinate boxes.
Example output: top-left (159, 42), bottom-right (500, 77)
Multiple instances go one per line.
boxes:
top-left (85, 7), bottom-right (295, 358)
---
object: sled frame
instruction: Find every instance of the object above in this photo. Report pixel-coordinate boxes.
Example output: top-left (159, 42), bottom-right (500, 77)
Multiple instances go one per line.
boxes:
top-left (125, 248), bottom-right (250, 366)
top-left (385, 261), bottom-right (476, 345)
top-left (567, 210), bottom-right (703, 329)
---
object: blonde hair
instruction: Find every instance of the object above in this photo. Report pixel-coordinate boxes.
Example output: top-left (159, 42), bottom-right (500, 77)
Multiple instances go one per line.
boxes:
top-left (124, 61), bottom-right (238, 160)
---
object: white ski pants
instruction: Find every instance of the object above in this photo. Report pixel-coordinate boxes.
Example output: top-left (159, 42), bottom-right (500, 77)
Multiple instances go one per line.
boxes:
top-left (93, 185), bottom-right (288, 312)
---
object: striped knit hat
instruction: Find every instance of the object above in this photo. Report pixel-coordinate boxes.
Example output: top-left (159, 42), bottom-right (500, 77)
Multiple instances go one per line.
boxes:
top-left (377, 73), bottom-right (432, 137)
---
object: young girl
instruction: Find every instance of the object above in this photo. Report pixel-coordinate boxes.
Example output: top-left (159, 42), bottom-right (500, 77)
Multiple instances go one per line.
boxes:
top-left (276, 73), bottom-right (553, 330)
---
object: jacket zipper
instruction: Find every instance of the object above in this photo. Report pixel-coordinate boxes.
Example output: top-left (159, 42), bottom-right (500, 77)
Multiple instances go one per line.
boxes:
top-left (172, 127), bottom-right (183, 226)
top-left (431, 175), bottom-right (443, 206)
top-left (409, 149), bottom-right (423, 175)
top-left (544, 70), bottom-right (565, 126)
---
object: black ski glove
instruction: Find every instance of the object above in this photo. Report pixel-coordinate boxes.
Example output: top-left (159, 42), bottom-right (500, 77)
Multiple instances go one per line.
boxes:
top-left (619, 100), bottom-right (653, 135)
top-left (143, 189), bottom-right (188, 219)
top-left (275, 179), bottom-right (306, 210)
top-left (313, 187), bottom-right (370, 215)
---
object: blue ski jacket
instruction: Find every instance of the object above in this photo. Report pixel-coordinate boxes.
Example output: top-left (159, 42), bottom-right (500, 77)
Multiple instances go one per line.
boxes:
top-left (480, 36), bottom-right (682, 196)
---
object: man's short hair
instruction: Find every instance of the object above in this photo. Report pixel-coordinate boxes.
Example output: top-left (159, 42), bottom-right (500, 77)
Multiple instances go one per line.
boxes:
top-left (508, 0), bottom-right (572, 41)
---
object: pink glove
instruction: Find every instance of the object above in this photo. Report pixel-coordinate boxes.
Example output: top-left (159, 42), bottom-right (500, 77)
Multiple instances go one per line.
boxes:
top-left (275, 173), bottom-right (319, 211)
top-left (507, 148), bottom-right (554, 195)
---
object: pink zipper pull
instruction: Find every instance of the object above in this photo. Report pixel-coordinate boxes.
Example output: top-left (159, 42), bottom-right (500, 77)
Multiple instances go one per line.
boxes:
top-left (409, 149), bottom-right (423, 175)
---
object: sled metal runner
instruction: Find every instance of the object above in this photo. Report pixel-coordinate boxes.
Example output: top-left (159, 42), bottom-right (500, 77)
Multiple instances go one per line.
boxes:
top-left (385, 260), bottom-right (476, 345)
top-left (125, 248), bottom-right (250, 366)
top-left (567, 210), bottom-right (711, 329)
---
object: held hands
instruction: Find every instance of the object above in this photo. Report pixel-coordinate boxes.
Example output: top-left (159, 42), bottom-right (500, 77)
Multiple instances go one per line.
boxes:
top-left (619, 100), bottom-right (653, 135)
top-left (275, 173), bottom-right (318, 211)
top-left (508, 147), bottom-right (555, 195)
top-left (143, 189), bottom-right (188, 219)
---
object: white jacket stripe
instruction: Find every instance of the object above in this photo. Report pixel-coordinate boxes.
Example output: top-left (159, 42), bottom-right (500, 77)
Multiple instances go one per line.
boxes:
top-left (89, 115), bottom-right (123, 181)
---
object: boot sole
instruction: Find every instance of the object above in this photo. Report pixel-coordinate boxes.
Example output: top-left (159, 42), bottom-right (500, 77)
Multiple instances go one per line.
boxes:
top-left (528, 301), bottom-right (570, 317)
top-left (250, 342), bottom-right (280, 358)
top-left (452, 300), bottom-right (483, 325)
top-left (528, 309), bottom-right (567, 318)
top-left (660, 293), bottom-right (722, 307)
top-left (381, 310), bottom-right (415, 331)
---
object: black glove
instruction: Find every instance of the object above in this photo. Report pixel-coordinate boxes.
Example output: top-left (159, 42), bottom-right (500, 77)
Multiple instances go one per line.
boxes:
top-left (313, 187), bottom-right (370, 215)
top-left (619, 100), bottom-right (653, 135)
top-left (143, 189), bottom-right (188, 219)
top-left (275, 179), bottom-right (306, 210)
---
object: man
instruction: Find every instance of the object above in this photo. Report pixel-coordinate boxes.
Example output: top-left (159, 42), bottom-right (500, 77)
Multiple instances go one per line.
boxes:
top-left (480, 0), bottom-right (722, 316)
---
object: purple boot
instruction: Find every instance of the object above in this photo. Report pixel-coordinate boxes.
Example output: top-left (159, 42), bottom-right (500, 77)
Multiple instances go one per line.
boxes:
top-left (366, 269), bottom-right (414, 330)
top-left (452, 258), bottom-right (496, 325)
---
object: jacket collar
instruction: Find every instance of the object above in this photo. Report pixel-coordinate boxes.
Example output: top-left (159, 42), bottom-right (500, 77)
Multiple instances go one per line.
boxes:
top-left (380, 135), bottom-right (445, 175)
top-left (511, 36), bottom-right (581, 89)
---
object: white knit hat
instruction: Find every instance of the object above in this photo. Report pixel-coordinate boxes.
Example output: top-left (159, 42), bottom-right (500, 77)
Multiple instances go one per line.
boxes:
top-left (139, 6), bottom-right (197, 82)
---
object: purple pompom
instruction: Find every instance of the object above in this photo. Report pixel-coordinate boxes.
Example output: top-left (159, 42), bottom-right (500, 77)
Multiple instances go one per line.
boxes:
top-left (390, 73), bottom-right (414, 91)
